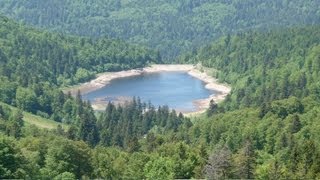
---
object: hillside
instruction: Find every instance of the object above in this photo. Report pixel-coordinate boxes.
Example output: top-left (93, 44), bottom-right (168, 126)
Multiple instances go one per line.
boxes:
top-left (1, 3), bottom-right (320, 179)
top-left (0, 102), bottom-right (67, 130)
top-left (0, 15), bottom-right (195, 179)
top-left (0, 15), bottom-right (160, 86)
top-left (180, 26), bottom-right (320, 179)
top-left (182, 27), bottom-right (320, 110)
top-left (0, 15), bottom-right (159, 144)
top-left (1, 18), bottom-right (320, 178)
top-left (0, 0), bottom-right (319, 59)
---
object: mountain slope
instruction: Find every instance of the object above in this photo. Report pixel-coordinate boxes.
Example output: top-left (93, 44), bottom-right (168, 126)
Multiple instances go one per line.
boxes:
top-left (0, 15), bottom-right (159, 139)
top-left (0, 0), bottom-right (319, 59)
top-left (180, 26), bottom-right (320, 179)
top-left (0, 102), bottom-right (67, 130)
top-left (181, 26), bottom-right (320, 110)
top-left (0, 15), bottom-right (160, 87)
top-left (1, 13), bottom-right (320, 179)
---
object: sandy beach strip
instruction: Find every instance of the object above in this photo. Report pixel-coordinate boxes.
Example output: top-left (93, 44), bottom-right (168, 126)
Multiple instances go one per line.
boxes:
top-left (64, 69), bottom-right (143, 95)
top-left (64, 64), bottom-right (231, 114)
top-left (187, 68), bottom-right (231, 109)
top-left (65, 64), bottom-right (195, 95)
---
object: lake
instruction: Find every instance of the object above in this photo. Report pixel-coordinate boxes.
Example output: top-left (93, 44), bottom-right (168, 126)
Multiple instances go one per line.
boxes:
top-left (83, 72), bottom-right (215, 112)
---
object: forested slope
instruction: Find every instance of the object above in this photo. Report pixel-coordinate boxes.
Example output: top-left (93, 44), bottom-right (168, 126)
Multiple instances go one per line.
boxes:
top-left (1, 5), bottom-right (320, 179)
top-left (2, 22), bottom-right (320, 179)
top-left (0, 16), bottom-right (195, 179)
top-left (0, 15), bottom-right (160, 86)
top-left (0, 15), bottom-right (159, 133)
top-left (0, 0), bottom-right (319, 59)
top-left (180, 26), bottom-right (320, 179)
top-left (182, 26), bottom-right (320, 110)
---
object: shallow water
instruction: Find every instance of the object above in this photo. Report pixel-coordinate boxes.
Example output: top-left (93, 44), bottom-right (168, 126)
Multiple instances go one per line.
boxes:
top-left (83, 72), bottom-right (215, 112)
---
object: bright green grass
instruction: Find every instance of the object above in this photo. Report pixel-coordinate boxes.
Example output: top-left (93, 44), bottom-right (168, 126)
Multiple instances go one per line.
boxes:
top-left (0, 102), bottom-right (68, 130)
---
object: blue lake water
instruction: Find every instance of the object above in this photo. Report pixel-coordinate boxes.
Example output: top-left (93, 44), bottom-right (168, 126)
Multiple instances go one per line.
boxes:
top-left (83, 72), bottom-right (214, 112)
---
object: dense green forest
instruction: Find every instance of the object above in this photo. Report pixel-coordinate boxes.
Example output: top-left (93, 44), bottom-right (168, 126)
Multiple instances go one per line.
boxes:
top-left (179, 26), bottom-right (320, 179)
top-left (0, 15), bottom-right (160, 86)
top-left (0, 102), bottom-right (196, 179)
top-left (1, 16), bottom-right (320, 178)
top-left (1, 1), bottom-right (320, 178)
top-left (0, 0), bottom-right (319, 59)
top-left (0, 15), bottom-right (195, 179)
top-left (0, 15), bottom-right (163, 157)
top-left (181, 27), bottom-right (320, 110)
top-left (0, 15), bottom-right (159, 122)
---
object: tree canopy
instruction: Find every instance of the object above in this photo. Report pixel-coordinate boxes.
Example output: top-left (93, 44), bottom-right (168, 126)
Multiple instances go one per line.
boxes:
top-left (1, 2), bottom-right (320, 178)
top-left (0, 0), bottom-right (319, 59)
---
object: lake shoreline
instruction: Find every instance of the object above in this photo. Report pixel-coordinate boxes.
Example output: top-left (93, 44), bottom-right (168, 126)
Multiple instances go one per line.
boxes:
top-left (64, 64), bottom-right (231, 115)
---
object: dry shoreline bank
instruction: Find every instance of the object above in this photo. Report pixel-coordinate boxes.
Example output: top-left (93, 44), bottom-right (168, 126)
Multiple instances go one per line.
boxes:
top-left (64, 64), bottom-right (231, 115)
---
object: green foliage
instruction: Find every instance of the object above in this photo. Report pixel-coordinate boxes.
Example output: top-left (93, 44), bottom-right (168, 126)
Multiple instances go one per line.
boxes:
top-left (233, 140), bottom-right (255, 179)
top-left (91, 146), bottom-right (129, 179)
top-left (74, 68), bottom-right (95, 83)
top-left (0, 3), bottom-right (320, 179)
top-left (270, 97), bottom-right (304, 119)
top-left (53, 172), bottom-right (76, 180)
top-left (7, 110), bottom-right (24, 138)
top-left (123, 152), bottom-right (150, 179)
top-left (0, 15), bottom-right (159, 87)
top-left (0, 135), bottom-right (26, 179)
top-left (16, 87), bottom-right (38, 113)
top-left (0, 0), bottom-right (319, 59)
top-left (187, 26), bottom-right (320, 111)
top-left (144, 156), bottom-right (174, 180)
top-left (188, 96), bottom-right (320, 178)
top-left (155, 142), bottom-right (199, 179)
top-left (0, 15), bottom-right (159, 134)
top-left (207, 99), bottom-right (218, 117)
top-left (97, 97), bottom-right (190, 149)
top-left (40, 138), bottom-right (92, 179)
top-left (179, 26), bottom-right (320, 177)
top-left (180, 26), bottom-right (320, 179)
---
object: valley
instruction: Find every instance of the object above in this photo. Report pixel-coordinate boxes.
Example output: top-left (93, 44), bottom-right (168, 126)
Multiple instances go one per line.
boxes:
top-left (0, 1), bottom-right (320, 179)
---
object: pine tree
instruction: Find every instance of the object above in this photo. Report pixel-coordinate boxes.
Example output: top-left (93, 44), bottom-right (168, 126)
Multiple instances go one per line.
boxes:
top-left (207, 99), bottom-right (218, 117)
top-left (7, 109), bottom-right (24, 138)
top-left (127, 136), bottom-right (141, 153)
top-left (233, 140), bottom-right (255, 179)
top-left (66, 125), bottom-right (78, 140)
top-left (78, 110), bottom-right (99, 146)
top-left (290, 114), bottom-right (302, 133)
top-left (259, 102), bottom-right (270, 118)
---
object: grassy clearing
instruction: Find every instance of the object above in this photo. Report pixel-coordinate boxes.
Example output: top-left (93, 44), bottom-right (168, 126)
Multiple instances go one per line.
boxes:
top-left (0, 102), bottom-right (68, 130)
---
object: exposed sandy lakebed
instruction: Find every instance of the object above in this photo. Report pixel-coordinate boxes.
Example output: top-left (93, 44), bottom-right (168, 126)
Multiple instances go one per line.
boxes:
top-left (64, 64), bottom-right (231, 115)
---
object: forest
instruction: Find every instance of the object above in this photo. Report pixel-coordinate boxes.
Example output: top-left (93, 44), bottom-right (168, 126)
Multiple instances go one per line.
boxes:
top-left (0, 0), bottom-right (319, 59)
top-left (0, 1), bottom-right (320, 179)
top-left (0, 15), bottom-right (160, 124)
top-left (180, 26), bottom-right (320, 179)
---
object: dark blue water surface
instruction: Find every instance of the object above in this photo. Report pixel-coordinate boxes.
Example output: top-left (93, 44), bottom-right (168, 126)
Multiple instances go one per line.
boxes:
top-left (83, 72), bottom-right (214, 112)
